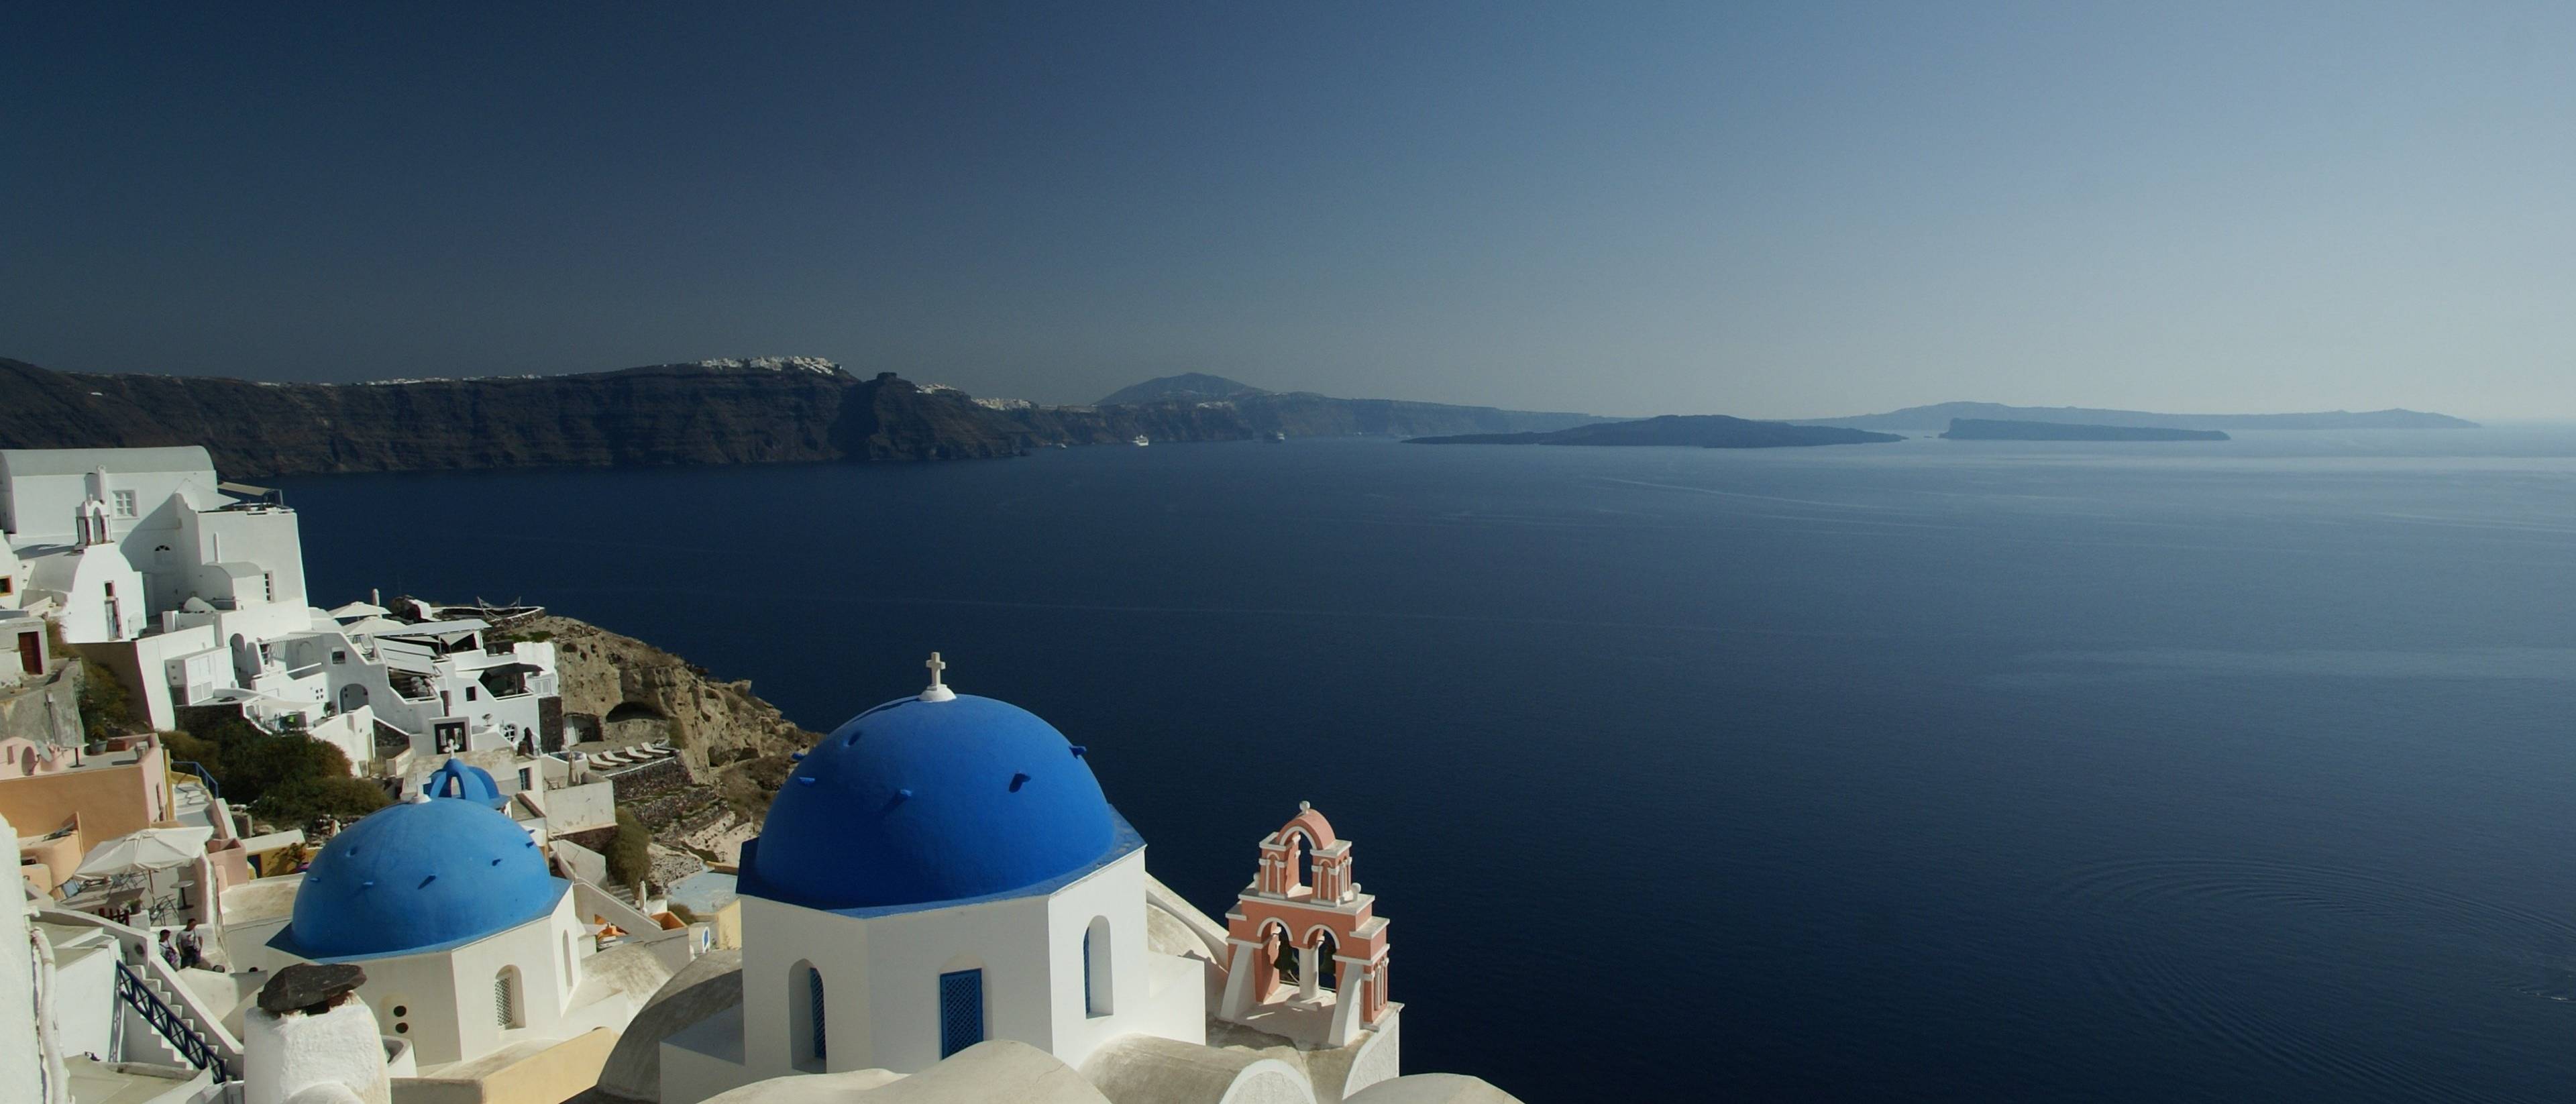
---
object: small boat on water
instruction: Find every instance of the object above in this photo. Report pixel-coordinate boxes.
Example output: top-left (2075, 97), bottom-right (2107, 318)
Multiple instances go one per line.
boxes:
top-left (1132, 435), bottom-right (1151, 447)
top-left (1265, 431), bottom-right (1287, 443)
top-left (1053, 442), bottom-right (1069, 449)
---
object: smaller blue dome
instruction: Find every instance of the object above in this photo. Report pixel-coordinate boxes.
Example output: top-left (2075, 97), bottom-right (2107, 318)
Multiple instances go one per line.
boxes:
top-left (277, 795), bottom-right (559, 960)
top-left (424, 758), bottom-right (508, 809)
top-left (745, 694), bottom-right (1118, 910)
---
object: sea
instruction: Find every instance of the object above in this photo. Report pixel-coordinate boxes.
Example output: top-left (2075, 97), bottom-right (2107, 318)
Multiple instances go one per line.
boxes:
top-left (274, 427), bottom-right (2576, 1102)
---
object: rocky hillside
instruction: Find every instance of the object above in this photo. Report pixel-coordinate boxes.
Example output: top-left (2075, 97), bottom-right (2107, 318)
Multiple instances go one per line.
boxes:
top-left (525, 614), bottom-right (818, 857)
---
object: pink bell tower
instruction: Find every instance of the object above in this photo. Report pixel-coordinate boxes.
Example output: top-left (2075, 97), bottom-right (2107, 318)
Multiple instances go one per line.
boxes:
top-left (1217, 803), bottom-right (1397, 1047)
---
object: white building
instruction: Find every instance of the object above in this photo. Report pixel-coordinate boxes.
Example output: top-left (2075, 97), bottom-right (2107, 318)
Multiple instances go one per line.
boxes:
top-left (625, 657), bottom-right (1479, 1104)
top-left (0, 447), bottom-right (303, 647)
top-left (1, 448), bottom-right (566, 769)
top-left (254, 774), bottom-right (684, 1074)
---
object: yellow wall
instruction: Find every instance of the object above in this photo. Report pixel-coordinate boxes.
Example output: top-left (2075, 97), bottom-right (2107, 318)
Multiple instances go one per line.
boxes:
top-left (713, 899), bottom-right (742, 950)
top-left (390, 1027), bottom-right (619, 1104)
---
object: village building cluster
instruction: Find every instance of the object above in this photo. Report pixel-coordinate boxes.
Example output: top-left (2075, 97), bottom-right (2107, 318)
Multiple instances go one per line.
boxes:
top-left (0, 447), bottom-right (1515, 1104)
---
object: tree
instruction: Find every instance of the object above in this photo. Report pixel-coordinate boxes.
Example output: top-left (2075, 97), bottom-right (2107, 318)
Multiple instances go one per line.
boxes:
top-left (606, 809), bottom-right (652, 888)
top-left (167, 716), bottom-right (362, 810)
top-left (256, 775), bottom-right (389, 830)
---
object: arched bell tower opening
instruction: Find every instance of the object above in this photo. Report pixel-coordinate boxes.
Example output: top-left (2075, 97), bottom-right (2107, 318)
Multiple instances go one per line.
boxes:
top-left (1218, 803), bottom-right (1398, 1047)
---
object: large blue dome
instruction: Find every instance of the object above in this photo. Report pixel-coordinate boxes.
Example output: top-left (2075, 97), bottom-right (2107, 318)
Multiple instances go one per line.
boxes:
top-left (277, 794), bottom-right (560, 960)
top-left (743, 693), bottom-right (1118, 910)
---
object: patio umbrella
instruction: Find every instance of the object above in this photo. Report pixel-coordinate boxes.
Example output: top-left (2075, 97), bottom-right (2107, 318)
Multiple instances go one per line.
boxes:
top-left (73, 826), bottom-right (214, 877)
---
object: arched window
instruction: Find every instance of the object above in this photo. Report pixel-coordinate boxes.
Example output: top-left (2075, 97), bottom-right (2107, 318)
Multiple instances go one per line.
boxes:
top-left (790, 960), bottom-right (826, 1070)
top-left (493, 967), bottom-right (523, 1029)
top-left (1083, 916), bottom-right (1114, 1017)
top-left (1290, 831), bottom-right (1316, 894)
top-left (1311, 930), bottom-right (1340, 992)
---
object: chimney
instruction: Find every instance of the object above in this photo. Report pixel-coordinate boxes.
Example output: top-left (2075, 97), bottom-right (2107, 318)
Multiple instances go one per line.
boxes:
top-left (244, 963), bottom-right (391, 1104)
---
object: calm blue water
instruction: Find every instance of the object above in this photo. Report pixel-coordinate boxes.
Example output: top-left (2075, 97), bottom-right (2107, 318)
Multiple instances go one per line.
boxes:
top-left (276, 430), bottom-right (2576, 1101)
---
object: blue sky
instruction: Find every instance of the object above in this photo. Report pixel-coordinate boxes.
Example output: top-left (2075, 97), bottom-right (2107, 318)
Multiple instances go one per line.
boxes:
top-left (5, 3), bottom-right (2570, 417)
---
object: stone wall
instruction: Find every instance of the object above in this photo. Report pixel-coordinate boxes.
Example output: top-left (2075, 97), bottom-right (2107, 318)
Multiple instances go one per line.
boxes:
top-left (602, 758), bottom-right (691, 808)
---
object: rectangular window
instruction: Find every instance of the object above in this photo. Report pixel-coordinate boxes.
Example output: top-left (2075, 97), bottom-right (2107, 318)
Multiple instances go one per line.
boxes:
top-left (0, 575), bottom-right (12, 596)
top-left (111, 490), bottom-right (136, 518)
top-left (262, 572), bottom-right (275, 602)
top-left (466, 685), bottom-right (478, 702)
top-left (938, 969), bottom-right (984, 1058)
top-left (331, 650), bottom-right (347, 665)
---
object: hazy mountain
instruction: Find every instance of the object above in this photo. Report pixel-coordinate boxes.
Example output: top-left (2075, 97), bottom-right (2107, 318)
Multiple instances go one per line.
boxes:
top-left (1939, 419), bottom-right (2229, 441)
top-left (1089, 375), bottom-right (1607, 438)
top-left (1095, 373), bottom-right (1271, 405)
top-left (1408, 415), bottom-right (1898, 449)
top-left (1803, 401), bottom-right (2477, 433)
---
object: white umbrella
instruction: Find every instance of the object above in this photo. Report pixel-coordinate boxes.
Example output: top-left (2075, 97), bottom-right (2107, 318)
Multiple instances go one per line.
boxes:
top-left (329, 600), bottom-right (390, 619)
top-left (73, 826), bottom-right (213, 877)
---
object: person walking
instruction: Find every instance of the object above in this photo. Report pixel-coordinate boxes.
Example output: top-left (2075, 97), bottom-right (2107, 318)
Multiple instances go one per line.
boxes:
top-left (156, 930), bottom-right (178, 969)
top-left (178, 920), bottom-right (204, 970)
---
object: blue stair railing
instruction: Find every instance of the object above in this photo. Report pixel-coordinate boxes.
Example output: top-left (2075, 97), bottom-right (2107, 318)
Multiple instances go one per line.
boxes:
top-left (169, 761), bottom-right (221, 799)
top-left (114, 960), bottom-right (232, 1083)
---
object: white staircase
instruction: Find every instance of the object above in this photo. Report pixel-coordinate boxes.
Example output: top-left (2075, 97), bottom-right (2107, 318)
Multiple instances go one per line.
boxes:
top-left (40, 908), bottom-right (244, 1083)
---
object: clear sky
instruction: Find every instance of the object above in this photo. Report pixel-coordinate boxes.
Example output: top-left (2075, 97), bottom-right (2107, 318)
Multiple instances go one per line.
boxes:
top-left (5, 3), bottom-right (2571, 418)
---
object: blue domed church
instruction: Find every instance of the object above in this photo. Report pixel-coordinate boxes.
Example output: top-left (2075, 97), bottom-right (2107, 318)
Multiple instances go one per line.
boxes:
top-left (655, 657), bottom-right (1212, 1100)
top-left (267, 769), bottom-right (647, 1069)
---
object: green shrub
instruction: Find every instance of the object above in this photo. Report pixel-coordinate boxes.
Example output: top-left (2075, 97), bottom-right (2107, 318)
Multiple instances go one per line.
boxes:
top-left (606, 809), bottom-right (652, 887)
top-left (170, 716), bottom-right (361, 810)
top-left (76, 660), bottom-right (136, 740)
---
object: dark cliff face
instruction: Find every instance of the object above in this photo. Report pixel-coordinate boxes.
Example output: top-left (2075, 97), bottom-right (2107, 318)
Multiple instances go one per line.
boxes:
top-left (0, 356), bottom-right (1615, 477)
top-left (0, 357), bottom-right (1030, 477)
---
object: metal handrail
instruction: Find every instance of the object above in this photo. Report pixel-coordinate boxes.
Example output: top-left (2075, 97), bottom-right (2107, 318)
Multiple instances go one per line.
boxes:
top-left (169, 761), bottom-right (221, 799)
top-left (113, 960), bottom-right (233, 1082)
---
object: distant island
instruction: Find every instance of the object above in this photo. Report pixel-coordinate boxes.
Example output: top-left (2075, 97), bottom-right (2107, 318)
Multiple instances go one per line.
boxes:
top-left (1087, 372), bottom-right (1607, 438)
top-left (1407, 415), bottom-right (1900, 449)
top-left (1940, 419), bottom-right (2230, 441)
top-left (1801, 401), bottom-right (2477, 433)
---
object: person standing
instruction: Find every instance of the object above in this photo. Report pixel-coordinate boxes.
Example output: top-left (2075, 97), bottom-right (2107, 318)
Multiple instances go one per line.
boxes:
top-left (178, 920), bottom-right (204, 970)
top-left (157, 929), bottom-right (178, 969)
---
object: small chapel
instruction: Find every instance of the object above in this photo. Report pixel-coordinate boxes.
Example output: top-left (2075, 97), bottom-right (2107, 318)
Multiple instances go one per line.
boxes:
top-left (637, 654), bottom-right (1446, 1104)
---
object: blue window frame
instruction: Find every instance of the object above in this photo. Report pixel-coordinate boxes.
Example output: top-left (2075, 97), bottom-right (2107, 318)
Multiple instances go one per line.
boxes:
top-left (807, 967), bottom-right (827, 1062)
top-left (938, 969), bottom-right (984, 1058)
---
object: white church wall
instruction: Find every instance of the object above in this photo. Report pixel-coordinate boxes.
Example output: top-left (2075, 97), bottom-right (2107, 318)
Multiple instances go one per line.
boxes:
top-left (1042, 849), bottom-right (1205, 1068)
top-left (443, 907), bottom-right (574, 1063)
top-left (32, 545), bottom-right (146, 643)
top-left (738, 895), bottom-right (875, 1079)
top-left (857, 890), bottom-right (1055, 1075)
top-left (353, 952), bottom-right (464, 1068)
